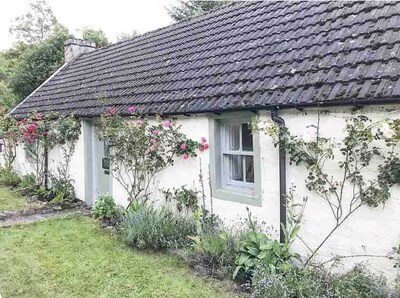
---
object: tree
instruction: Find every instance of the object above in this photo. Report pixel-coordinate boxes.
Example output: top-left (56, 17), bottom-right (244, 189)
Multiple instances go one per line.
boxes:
top-left (81, 28), bottom-right (109, 48)
top-left (9, 0), bottom-right (59, 44)
top-left (116, 31), bottom-right (139, 42)
top-left (10, 25), bottom-right (71, 100)
top-left (167, 0), bottom-right (230, 21)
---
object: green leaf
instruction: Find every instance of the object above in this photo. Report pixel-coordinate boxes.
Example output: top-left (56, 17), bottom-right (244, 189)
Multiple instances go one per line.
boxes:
top-left (237, 254), bottom-right (250, 266)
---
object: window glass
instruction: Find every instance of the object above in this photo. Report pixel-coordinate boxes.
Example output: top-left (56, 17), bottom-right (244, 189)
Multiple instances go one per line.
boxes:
top-left (245, 156), bottom-right (254, 183)
top-left (228, 155), bottom-right (243, 181)
top-left (242, 124), bottom-right (253, 151)
top-left (229, 124), bottom-right (240, 151)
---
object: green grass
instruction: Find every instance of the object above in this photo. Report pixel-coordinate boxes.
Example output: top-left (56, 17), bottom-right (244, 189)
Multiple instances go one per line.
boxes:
top-left (0, 185), bottom-right (28, 211)
top-left (0, 216), bottom-right (241, 298)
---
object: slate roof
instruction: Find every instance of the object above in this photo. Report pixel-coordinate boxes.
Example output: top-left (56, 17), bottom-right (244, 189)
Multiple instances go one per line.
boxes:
top-left (11, 1), bottom-right (400, 118)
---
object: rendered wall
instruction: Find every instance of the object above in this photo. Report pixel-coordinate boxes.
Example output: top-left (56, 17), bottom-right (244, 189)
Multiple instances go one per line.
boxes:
top-left (111, 105), bottom-right (400, 282)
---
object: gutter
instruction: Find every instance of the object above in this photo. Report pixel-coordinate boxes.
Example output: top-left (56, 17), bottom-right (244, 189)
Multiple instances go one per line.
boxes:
top-left (270, 109), bottom-right (287, 244)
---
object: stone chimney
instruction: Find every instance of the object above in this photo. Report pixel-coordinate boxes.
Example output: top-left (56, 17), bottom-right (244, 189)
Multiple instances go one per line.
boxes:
top-left (64, 39), bottom-right (97, 63)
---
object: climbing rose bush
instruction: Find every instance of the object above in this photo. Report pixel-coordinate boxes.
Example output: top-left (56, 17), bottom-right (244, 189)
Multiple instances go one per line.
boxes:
top-left (16, 113), bottom-right (81, 187)
top-left (98, 106), bottom-right (208, 209)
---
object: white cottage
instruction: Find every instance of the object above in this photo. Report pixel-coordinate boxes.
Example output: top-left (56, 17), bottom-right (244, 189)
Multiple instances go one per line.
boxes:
top-left (10, 1), bottom-right (400, 281)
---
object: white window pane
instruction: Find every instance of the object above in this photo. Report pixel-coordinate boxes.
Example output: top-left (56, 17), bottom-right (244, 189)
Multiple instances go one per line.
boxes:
top-left (245, 156), bottom-right (254, 183)
top-left (228, 155), bottom-right (243, 181)
top-left (242, 124), bottom-right (253, 151)
top-left (229, 124), bottom-right (240, 151)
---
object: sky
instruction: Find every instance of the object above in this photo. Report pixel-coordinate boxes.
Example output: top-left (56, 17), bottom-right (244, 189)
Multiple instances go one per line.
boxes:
top-left (0, 0), bottom-right (179, 50)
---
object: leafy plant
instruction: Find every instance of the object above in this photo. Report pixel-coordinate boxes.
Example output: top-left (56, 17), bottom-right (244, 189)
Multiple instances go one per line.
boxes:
top-left (252, 264), bottom-right (390, 298)
top-left (163, 186), bottom-right (199, 213)
top-left (97, 106), bottom-right (208, 210)
top-left (17, 173), bottom-right (37, 196)
top-left (252, 265), bottom-right (328, 298)
top-left (92, 195), bottom-right (117, 221)
top-left (48, 177), bottom-right (76, 204)
top-left (233, 209), bottom-right (299, 279)
top-left (330, 265), bottom-right (389, 298)
top-left (122, 205), bottom-right (196, 250)
top-left (0, 167), bottom-right (21, 187)
top-left (188, 229), bottom-right (238, 277)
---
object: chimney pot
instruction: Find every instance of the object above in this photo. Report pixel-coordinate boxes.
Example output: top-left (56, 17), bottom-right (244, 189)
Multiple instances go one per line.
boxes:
top-left (64, 39), bottom-right (96, 63)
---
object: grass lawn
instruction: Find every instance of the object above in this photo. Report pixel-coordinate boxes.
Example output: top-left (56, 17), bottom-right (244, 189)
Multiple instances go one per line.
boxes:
top-left (0, 185), bottom-right (29, 211)
top-left (0, 216), bottom-right (241, 298)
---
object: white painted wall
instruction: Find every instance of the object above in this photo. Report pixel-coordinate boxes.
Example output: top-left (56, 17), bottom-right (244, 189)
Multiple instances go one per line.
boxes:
top-left (11, 105), bottom-right (400, 282)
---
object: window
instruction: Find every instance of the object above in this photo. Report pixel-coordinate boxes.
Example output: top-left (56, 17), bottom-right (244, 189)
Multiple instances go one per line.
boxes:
top-left (210, 114), bottom-right (261, 206)
top-left (222, 122), bottom-right (254, 188)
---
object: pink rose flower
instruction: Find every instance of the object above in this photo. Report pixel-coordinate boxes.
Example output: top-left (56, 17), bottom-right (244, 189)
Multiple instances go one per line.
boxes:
top-left (162, 120), bottom-right (171, 128)
top-left (201, 137), bottom-right (207, 143)
top-left (107, 106), bottom-right (116, 115)
top-left (150, 138), bottom-right (156, 144)
top-left (180, 143), bottom-right (187, 150)
top-left (203, 143), bottom-right (209, 150)
top-left (128, 106), bottom-right (136, 113)
top-left (183, 153), bottom-right (189, 160)
top-left (153, 129), bottom-right (159, 135)
top-left (35, 114), bottom-right (42, 120)
top-left (136, 119), bottom-right (144, 126)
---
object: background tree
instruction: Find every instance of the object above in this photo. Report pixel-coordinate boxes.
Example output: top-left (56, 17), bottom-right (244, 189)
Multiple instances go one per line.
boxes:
top-left (10, 25), bottom-right (71, 100)
top-left (116, 30), bottom-right (139, 42)
top-left (9, 0), bottom-right (59, 44)
top-left (167, 0), bottom-right (230, 21)
top-left (81, 28), bottom-right (109, 48)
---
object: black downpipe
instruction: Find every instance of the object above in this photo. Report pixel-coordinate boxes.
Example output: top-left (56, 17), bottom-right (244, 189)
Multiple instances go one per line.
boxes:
top-left (44, 145), bottom-right (49, 189)
top-left (270, 110), bottom-right (286, 243)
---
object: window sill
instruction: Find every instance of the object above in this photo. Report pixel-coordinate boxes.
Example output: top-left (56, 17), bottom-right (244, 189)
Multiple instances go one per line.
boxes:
top-left (213, 187), bottom-right (262, 207)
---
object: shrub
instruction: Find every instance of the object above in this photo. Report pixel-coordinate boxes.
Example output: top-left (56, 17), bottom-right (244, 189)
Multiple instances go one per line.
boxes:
top-left (233, 210), bottom-right (299, 279)
top-left (188, 229), bottom-right (238, 278)
top-left (252, 265), bottom-right (328, 298)
top-left (92, 195), bottom-right (118, 220)
top-left (330, 265), bottom-right (389, 298)
top-left (163, 186), bottom-right (199, 213)
top-left (122, 205), bottom-right (196, 250)
top-left (251, 264), bottom-right (390, 298)
top-left (17, 173), bottom-right (37, 196)
top-left (0, 167), bottom-right (21, 187)
top-left (48, 177), bottom-right (76, 204)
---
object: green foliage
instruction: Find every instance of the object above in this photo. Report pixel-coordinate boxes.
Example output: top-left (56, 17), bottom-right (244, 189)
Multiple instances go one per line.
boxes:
top-left (98, 107), bottom-right (206, 209)
top-left (9, 0), bottom-right (59, 44)
top-left (163, 186), bottom-right (199, 212)
top-left (0, 167), bottom-right (22, 188)
top-left (233, 209), bottom-right (299, 279)
top-left (167, 0), bottom-right (230, 21)
top-left (331, 265), bottom-right (389, 298)
top-left (188, 226), bottom-right (238, 277)
top-left (48, 177), bottom-right (76, 204)
top-left (10, 25), bottom-right (70, 99)
top-left (122, 205), bottom-right (196, 250)
top-left (17, 173), bottom-right (37, 196)
top-left (92, 195), bottom-right (118, 220)
top-left (81, 27), bottom-right (109, 48)
top-left (252, 264), bottom-right (390, 298)
top-left (0, 115), bottom-right (19, 168)
top-left (252, 265), bottom-right (328, 298)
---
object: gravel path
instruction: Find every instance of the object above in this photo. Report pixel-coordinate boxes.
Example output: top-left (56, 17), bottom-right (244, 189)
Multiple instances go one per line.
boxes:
top-left (0, 209), bottom-right (90, 228)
